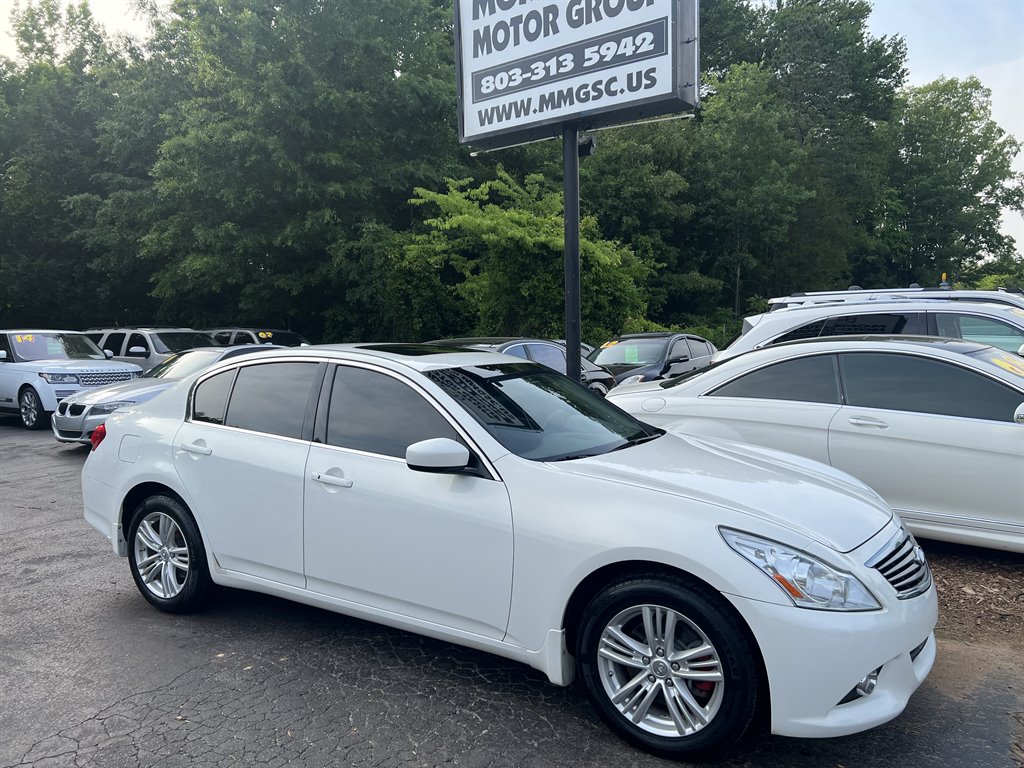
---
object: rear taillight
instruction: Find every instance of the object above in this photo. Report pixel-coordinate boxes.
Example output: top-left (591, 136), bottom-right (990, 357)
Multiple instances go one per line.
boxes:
top-left (90, 423), bottom-right (106, 451)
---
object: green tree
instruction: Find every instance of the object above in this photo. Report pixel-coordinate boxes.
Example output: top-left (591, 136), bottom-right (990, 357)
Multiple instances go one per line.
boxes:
top-left (406, 170), bottom-right (650, 342)
top-left (885, 77), bottom-right (1024, 284)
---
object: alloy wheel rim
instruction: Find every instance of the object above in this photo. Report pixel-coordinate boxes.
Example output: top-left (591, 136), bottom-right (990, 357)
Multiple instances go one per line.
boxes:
top-left (134, 511), bottom-right (190, 598)
top-left (597, 604), bottom-right (724, 737)
top-left (20, 392), bottom-right (38, 426)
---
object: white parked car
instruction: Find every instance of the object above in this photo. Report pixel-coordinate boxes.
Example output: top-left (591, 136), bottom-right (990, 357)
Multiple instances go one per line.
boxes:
top-left (767, 286), bottom-right (1024, 312)
top-left (609, 336), bottom-right (1024, 552)
top-left (82, 344), bottom-right (936, 759)
top-left (722, 300), bottom-right (1024, 362)
top-left (52, 346), bottom-right (282, 445)
top-left (0, 330), bottom-right (141, 429)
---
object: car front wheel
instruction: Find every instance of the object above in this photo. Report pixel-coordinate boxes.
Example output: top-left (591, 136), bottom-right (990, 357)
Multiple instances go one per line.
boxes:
top-left (19, 387), bottom-right (48, 430)
top-left (127, 495), bottom-right (211, 613)
top-left (576, 573), bottom-right (759, 760)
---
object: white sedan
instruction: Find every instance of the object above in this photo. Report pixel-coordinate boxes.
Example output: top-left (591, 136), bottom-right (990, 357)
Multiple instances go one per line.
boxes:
top-left (82, 344), bottom-right (936, 759)
top-left (609, 336), bottom-right (1024, 553)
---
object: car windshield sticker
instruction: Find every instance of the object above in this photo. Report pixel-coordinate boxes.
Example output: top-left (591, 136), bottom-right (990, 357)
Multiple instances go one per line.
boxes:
top-left (258, 331), bottom-right (273, 339)
top-left (624, 345), bottom-right (640, 364)
top-left (990, 352), bottom-right (1024, 378)
top-left (14, 334), bottom-right (36, 343)
top-left (46, 338), bottom-right (64, 355)
top-left (600, 340), bottom-right (619, 349)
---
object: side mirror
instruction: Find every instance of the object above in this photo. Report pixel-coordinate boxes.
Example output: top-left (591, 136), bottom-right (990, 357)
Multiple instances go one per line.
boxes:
top-left (665, 361), bottom-right (694, 378)
top-left (127, 346), bottom-right (148, 357)
top-left (1017, 343), bottom-right (1024, 358)
top-left (103, 349), bottom-right (113, 359)
top-left (0, 350), bottom-right (7, 361)
top-left (406, 438), bottom-right (470, 474)
top-left (1015, 403), bottom-right (1024, 425)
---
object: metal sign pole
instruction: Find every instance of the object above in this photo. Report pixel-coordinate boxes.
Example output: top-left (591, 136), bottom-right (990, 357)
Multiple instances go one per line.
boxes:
top-left (563, 123), bottom-right (582, 384)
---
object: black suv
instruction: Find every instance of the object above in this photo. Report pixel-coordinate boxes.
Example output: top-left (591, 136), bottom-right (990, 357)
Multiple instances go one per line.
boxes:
top-left (588, 332), bottom-right (718, 384)
top-left (430, 337), bottom-right (617, 396)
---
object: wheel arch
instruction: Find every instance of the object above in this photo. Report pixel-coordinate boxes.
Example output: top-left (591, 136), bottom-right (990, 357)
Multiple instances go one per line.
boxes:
top-left (120, 482), bottom-right (194, 548)
top-left (561, 559), bottom-right (770, 726)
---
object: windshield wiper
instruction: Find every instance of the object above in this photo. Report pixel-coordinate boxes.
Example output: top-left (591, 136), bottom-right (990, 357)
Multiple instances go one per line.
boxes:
top-left (611, 432), bottom-right (663, 452)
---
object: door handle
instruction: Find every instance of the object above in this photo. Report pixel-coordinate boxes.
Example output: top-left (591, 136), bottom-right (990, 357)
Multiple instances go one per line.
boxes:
top-left (181, 441), bottom-right (213, 455)
top-left (311, 471), bottom-right (353, 488)
top-left (847, 416), bottom-right (889, 429)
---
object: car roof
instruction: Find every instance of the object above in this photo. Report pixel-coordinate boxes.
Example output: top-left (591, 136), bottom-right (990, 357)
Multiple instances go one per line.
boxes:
top-left (87, 326), bottom-right (199, 332)
top-left (430, 337), bottom-right (552, 347)
top-left (753, 299), bottom-right (1024, 323)
top-left (771, 334), bottom-right (996, 355)
top-left (213, 342), bottom-right (534, 371)
top-left (2, 329), bottom-right (85, 334)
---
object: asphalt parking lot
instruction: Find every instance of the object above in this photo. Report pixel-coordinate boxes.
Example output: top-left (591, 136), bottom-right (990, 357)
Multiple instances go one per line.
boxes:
top-left (1, 417), bottom-right (1022, 768)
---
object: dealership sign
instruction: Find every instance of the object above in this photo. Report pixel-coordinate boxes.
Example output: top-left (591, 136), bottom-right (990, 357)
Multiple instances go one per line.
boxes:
top-left (455, 0), bottom-right (699, 149)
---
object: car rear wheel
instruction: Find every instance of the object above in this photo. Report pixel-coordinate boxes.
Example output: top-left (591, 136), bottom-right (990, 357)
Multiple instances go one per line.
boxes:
top-left (19, 387), bottom-right (48, 430)
top-left (127, 495), bottom-right (211, 613)
top-left (576, 573), bottom-right (759, 759)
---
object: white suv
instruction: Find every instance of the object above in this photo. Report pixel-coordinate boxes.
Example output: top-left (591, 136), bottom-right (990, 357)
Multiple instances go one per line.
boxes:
top-left (767, 286), bottom-right (1024, 311)
top-left (0, 330), bottom-right (141, 429)
top-left (85, 327), bottom-right (215, 371)
top-left (720, 300), bottom-right (1024, 362)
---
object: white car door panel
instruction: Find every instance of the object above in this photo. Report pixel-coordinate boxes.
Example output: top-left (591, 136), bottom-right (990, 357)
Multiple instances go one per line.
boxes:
top-left (303, 445), bottom-right (513, 638)
top-left (828, 407), bottom-right (1023, 539)
top-left (173, 422), bottom-right (309, 586)
top-left (657, 397), bottom-right (839, 465)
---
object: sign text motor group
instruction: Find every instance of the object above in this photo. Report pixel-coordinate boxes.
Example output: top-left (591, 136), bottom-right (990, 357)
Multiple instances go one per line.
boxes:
top-left (472, 0), bottom-right (657, 56)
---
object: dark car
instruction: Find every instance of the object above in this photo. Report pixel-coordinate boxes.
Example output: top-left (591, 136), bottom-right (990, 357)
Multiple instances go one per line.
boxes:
top-left (429, 337), bottom-right (617, 396)
top-left (588, 332), bottom-right (718, 384)
top-left (205, 327), bottom-right (310, 347)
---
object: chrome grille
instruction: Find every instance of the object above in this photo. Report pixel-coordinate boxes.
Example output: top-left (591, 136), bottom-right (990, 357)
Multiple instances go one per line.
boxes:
top-left (867, 529), bottom-right (932, 599)
top-left (79, 372), bottom-right (133, 387)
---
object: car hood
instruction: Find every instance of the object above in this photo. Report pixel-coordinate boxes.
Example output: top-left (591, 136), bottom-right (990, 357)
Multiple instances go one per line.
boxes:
top-left (552, 432), bottom-right (892, 553)
top-left (64, 377), bottom-right (175, 405)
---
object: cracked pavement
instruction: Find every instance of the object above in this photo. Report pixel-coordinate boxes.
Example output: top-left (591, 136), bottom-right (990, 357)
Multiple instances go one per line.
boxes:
top-left (1, 417), bottom-right (1021, 767)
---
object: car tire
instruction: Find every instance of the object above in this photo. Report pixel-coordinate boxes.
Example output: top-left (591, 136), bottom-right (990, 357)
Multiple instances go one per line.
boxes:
top-left (576, 572), bottom-right (759, 760)
top-left (127, 495), bottom-right (212, 614)
top-left (19, 386), bottom-right (49, 430)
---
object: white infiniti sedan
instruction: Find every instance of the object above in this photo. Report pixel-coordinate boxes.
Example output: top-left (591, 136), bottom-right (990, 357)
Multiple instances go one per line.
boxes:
top-left (609, 336), bottom-right (1024, 553)
top-left (82, 344), bottom-right (936, 759)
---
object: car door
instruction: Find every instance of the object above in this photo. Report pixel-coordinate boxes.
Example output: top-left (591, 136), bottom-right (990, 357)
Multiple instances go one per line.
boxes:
top-left (303, 363), bottom-right (514, 639)
top-left (829, 352), bottom-right (1024, 541)
top-left (668, 354), bottom-right (843, 463)
top-left (172, 360), bottom-right (323, 587)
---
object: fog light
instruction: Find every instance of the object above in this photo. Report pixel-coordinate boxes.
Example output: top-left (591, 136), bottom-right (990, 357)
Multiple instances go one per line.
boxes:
top-left (855, 669), bottom-right (880, 697)
top-left (837, 667), bottom-right (881, 705)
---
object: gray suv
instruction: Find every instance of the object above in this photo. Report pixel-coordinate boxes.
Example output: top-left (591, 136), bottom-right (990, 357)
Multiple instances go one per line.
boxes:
top-left (85, 327), bottom-right (215, 372)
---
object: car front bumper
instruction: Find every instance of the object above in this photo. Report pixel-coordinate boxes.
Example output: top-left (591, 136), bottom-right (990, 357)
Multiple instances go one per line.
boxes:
top-left (725, 580), bottom-right (937, 738)
top-left (51, 405), bottom-right (106, 444)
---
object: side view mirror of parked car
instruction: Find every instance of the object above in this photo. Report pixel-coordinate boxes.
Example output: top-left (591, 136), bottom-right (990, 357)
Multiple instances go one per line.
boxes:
top-left (104, 349), bottom-right (113, 359)
top-left (0, 350), bottom-right (6, 361)
top-left (127, 346), bottom-right (148, 357)
top-left (406, 437), bottom-right (471, 474)
top-left (1017, 343), bottom-right (1024, 357)
top-left (1015, 403), bottom-right (1024, 425)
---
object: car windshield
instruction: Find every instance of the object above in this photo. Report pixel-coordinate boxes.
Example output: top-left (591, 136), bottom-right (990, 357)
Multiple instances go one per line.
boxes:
top-left (969, 347), bottom-right (1024, 382)
top-left (251, 330), bottom-right (307, 346)
top-left (7, 332), bottom-right (105, 361)
top-left (143, 349), bottom-right (223, 379)
top-left (152, 332), bottom-right (216, 354)
top-left (590, 338), bottom-right (668, 366)
top-left (426, 363), bottom-right (658, 461)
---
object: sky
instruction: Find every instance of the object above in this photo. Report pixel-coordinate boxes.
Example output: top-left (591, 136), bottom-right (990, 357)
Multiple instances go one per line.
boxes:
top-left (1, 0), bottom-right (1022, 255)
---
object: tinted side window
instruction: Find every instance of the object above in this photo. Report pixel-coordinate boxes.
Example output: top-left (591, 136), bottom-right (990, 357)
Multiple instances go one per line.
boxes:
top-left (669, 339), bottom-right (690, 360)
top-left (224, 362), bottom-right (319, 438)
top-left (526, 343), bottom-right (567, 373)
top-left (710, 355), bottom-right (841, 404)
top-left (103, 332), bottom-right (125, 355)
top-left (820, 313), bottom-right (919, 336)
top-left (193, 370), bottom-right (235, 425)
top-left (233, 331), bottom-right (256, 345)
top-left (773, 319), bottom-right (826, 344)
top-left (686, 339), bottom-right (709, 358)
top-left (213, 331), bottom-right (232, 345)
top-left (327, 366), bottom-right (458, 458)
top-left (934, 313), bottom-right (1024, 353)
top-left (840, 352), bottom-right (1023, 422)
top-left (127, 333), bottom-right (149, 352)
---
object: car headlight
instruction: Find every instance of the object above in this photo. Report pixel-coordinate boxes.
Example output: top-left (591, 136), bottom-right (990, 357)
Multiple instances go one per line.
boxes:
top-left (39, 372), bottom-right (79, 384)
top-left (617, 374), bottom-right (645, 387)
top-left (720, 528), bottom-right (881, 611)
top-left (90, 401), bottom-right (137, 414)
